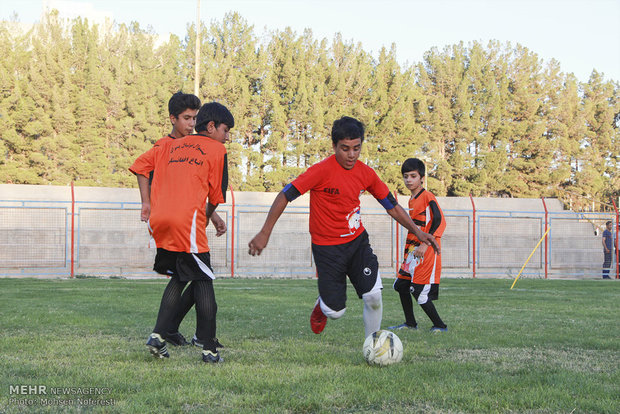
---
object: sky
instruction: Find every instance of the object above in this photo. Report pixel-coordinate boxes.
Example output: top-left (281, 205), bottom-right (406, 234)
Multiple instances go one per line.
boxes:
top-left (1, 0), bottom-right (619, 83)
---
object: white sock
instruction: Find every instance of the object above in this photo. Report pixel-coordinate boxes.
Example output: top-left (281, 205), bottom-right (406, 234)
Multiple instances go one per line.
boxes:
top-left (362, 290), bottom-right (382, 338)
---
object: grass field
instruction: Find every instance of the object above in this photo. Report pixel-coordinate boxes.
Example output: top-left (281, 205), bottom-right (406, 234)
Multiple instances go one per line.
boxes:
top-left (1, 277), bottom-right (618, 413)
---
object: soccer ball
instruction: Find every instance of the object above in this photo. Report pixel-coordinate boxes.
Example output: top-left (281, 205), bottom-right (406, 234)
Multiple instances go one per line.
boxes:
top-left (363, 330), bottom-right (403, 366)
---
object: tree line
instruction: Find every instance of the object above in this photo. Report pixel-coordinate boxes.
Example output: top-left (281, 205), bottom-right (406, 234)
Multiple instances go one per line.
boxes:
top-left (1, 10), bottom-right (618, 202)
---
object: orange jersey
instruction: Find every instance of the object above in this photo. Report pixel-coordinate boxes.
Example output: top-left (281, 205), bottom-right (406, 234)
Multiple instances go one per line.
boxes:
top-left (291, 155), bottom-right (390, 245)
top-left (148, 135), bottom-right (176, 185)
top-left (398, 189), bottom-right (446, 284)
top-left (152, 135), bottom-right (175, 147)
top-left (129, 134), bottom-right (227, 253)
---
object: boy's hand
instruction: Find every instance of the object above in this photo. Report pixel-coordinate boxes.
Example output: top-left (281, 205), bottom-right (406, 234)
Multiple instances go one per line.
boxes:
top-left (211, 214), bottom-right (227, 237)
top-left (248, 231), bottom-right (269, 256)
top-left (414, 243), bottom-right (428, 258)
top-left (418, 232), bottom-right (440, 254)
top-left (140, 202), bottom-right (151, 222)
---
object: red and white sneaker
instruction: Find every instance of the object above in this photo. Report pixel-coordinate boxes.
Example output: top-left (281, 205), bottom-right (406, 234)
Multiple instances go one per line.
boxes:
top-left (310, 298), bottom-right (327, 334)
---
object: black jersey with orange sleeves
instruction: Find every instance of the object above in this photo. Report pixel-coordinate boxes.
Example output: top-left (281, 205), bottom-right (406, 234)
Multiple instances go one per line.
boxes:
top-left (129, 134), bottom-right (228, 253)
top-left (398, 189), bottom-right (446, 284)
top-left (288, 155), bottom-right (391, 246)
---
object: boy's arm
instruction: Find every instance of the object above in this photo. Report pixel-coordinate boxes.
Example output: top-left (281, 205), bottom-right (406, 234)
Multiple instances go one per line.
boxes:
top-left (210, 212), bottom-right (227, 237)
top-left (206, 202), bottom-right (218, 220)
top-left (428, 200), bottom-right (443, 235)
top-left (386, 204), bottom-right (440, 255)
top-left (136, 174), bottom-right (151, 222)
top-left (248, 191), bottom-right (289, 256)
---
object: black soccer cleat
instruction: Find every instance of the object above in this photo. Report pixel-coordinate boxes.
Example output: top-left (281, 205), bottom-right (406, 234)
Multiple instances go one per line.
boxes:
top-left (191, 335), bottom-right (202, 348)
top-left (387, 323), bottom-right (418, 330)
top-left (192, 335), bottom-right (224, 349)
top-left (429, 326), bottom-right (448, 333)
top-left (162, 331), bottom-right (190, 346)
top-left (202, 350), bottom-right (223, 364)
top-left (146, 333), bottom-right (170, 358)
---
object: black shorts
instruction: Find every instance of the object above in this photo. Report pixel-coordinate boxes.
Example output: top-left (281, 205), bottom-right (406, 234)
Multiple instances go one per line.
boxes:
top-left (311, 231), bottom-right (381, 311)
top-left (410, 283), bottom-right (439, 304)
top-left (153, 248), bottom-right (215, 282)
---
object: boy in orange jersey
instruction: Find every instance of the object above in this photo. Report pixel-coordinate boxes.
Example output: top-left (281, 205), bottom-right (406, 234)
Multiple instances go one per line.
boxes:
top-left (146, 92), bottom-right (227, 349)
top-left (248, 117), bottom-right (439, 339)
top-left (388, 158), bottom-right (448, 332)
top-left (130, 102), bottom-right (233, 363)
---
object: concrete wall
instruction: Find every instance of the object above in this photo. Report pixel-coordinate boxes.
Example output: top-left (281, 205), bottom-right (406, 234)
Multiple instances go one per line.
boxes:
top-left (0, 184), bottom-right (565, 211)
top-left (0, 184), bottom-right (615, 279)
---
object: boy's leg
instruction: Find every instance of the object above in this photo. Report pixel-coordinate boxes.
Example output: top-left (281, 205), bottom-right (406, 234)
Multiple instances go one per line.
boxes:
top-left (193, 279), bottom-right (217, 352)
top-left (390, 277), bottom-right (417, 328)
top-left (347, 231), bottom-right (383, 337)
top-left (147, 276), bottom-right (187, 358)
top-left (362, 277), bottom-right (382, 338)
top-left (420, 302), bottom-right (447, 330)
top-left (167, 282), bottom-right (195, 338)
top-left (311, 243), bottom-right (349, 334)
top-left (175, 252), bottom-right (222, 362)
top-left (153, 276), bottom-right (188, 335)
top-left (411, 283), bottom-right (447, 330)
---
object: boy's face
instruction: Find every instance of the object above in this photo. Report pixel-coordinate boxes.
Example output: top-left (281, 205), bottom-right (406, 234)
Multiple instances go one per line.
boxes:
top-left (333, 137), bottom-right (362, 170)
top-left (403, 170), bottom-right (423, 193)
top-left (170, 108), bottom-right (198, 136)
top-left (207, 121), bottom-right (231, 144)
top-left (607, 222), bottom-right (613, 230)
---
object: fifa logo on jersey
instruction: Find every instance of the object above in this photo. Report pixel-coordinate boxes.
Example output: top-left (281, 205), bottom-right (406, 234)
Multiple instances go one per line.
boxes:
top-left (323, 187), bottom-right (340, 195)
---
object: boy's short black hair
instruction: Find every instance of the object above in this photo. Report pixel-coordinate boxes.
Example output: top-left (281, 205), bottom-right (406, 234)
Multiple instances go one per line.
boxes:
top-left (606, 220), bottom-right (613, 226)
top-left (331, 116), bottom-right (364, 146)
top-left (401, 158), bottom-right (425, 177)
top-left (168, 92), bottom-right (201, 117)
top-left (195, 102), bottom-right (235, 132)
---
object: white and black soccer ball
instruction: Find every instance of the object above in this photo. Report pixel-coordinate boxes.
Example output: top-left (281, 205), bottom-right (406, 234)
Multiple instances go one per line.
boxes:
top-left (363, 330), bottom-right (403, 366)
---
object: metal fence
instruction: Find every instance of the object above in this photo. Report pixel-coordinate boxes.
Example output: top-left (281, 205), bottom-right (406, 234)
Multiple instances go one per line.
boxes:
top-left (0, 198), bottom-right (618, 279)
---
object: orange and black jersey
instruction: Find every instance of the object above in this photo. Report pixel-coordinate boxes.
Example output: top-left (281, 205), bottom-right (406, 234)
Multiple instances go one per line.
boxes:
top-left (129, 134), bottom-right (227, 253)
top-left (398, 189), bottom-right (446, 283)
top-left (399, 188), bottom-right (445, 278)
top-left (404, 188), bottom-right (445, 248)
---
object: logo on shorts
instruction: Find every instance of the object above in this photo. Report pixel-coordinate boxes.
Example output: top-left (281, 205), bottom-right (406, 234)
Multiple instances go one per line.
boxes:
top-left (363, 267), bottom-right (372, 276)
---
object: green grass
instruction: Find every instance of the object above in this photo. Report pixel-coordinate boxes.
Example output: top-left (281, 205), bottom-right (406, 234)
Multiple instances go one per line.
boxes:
top-left (1, 277), bottom-right (618, 413)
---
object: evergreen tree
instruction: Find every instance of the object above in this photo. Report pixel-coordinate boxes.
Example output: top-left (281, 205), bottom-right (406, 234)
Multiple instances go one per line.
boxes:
top-left (1, 10), bottom-right (617, 203)
top-left (202, 13), bottom-right (259, 190)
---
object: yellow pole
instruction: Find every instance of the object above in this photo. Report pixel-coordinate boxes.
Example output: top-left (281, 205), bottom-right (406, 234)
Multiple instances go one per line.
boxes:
top-left (510, 227), bottom-right (551, 289)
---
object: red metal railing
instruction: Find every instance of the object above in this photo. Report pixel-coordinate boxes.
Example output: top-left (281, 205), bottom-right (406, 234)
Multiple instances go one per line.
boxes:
top-left (541, 197), bottom-right (549, 279)
top-left (469, 194), bottom-right (476, 278)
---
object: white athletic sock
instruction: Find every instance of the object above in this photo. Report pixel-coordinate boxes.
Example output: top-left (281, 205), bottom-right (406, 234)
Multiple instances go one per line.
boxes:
top-left (362, 290), bottom-right (382, 338)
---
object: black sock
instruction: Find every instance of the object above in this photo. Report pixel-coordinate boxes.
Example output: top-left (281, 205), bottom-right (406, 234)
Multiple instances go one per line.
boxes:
top-left (170, 282), bottom-right (195, 333)
top-left (397, 290), bottom-right (416, 327)
top-left (393, 279), bottom-right (417, 327)
top-left (193, 279), bottom-right (217, 352)
top-left (153, 278), bottom-right (187, 335)
top-left (420, 301), bottom-right (446, 328)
